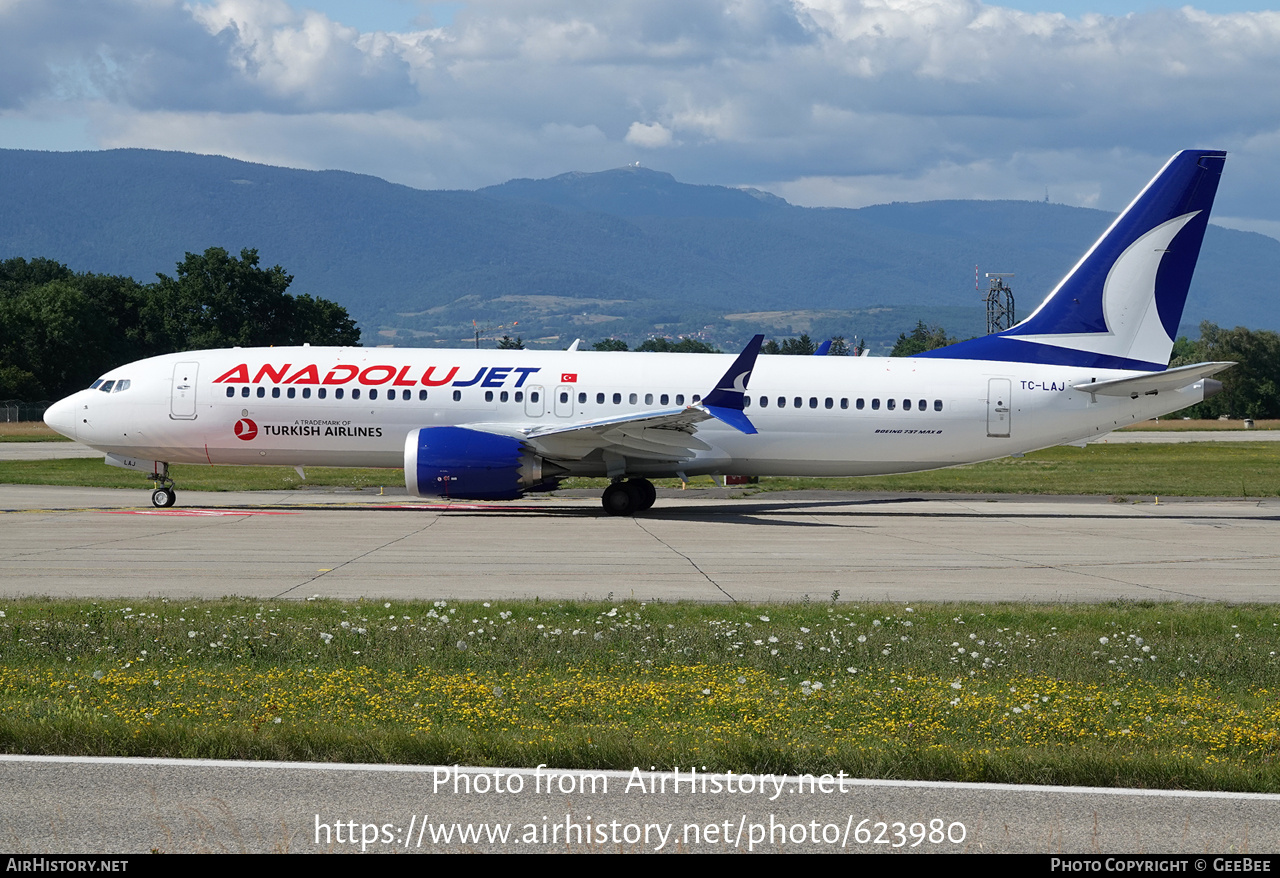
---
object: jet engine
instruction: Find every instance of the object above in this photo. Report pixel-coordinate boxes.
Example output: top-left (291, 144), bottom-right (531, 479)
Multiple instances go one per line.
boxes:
top-left (404, 426), bottom-right (559, 500)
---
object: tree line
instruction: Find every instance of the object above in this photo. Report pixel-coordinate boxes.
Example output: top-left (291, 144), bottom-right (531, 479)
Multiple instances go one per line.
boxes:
top-left (0, 248), bottom-right (360, 400)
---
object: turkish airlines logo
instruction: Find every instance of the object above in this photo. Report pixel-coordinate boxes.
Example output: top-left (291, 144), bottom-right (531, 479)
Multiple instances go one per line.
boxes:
top-left (234, 418), bottom-right (259, 441)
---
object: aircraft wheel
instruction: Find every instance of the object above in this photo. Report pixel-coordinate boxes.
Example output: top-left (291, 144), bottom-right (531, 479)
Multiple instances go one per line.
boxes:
top-left (601, 481), bottom-right (637, 516)
top-left (629, 478), bottom-right (656, 511)
top-left (152, 488), bottom-right (176, 508)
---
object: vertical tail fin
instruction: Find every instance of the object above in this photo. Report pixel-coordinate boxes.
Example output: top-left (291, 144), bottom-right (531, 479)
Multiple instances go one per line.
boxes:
top-left (922, 150), bottom-right (1226, 370)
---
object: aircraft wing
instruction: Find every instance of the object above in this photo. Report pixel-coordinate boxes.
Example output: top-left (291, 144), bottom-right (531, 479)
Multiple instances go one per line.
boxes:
top-left (461, 335), bottom-right (765, 464)
top-left (1072, 361), bottom-right (1234, 398)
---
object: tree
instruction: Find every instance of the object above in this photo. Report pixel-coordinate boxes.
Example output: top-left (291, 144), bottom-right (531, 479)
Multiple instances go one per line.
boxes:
top-left (497, 335), bottom-right (525, 349)
top-left (1172, 322), bottom-right (1280, 419)
top-left (592, 338), bottom-right (628, 351)
top-left (636, 337), bottom-right (720, 353)
top-left (828, 336), bottom-right (851, 356)
top-left (154, 248), bottom-right (295, 350)
top-left (153, 247), bottom-right (359, 350)
top-left (891, 321), bottom-right (954, 357)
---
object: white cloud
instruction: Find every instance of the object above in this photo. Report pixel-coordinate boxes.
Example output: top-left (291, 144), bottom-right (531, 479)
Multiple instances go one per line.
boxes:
top-left (1, 0), bottom-right (1278, 224)
top-left (625, 121), bottom-right (674, 148)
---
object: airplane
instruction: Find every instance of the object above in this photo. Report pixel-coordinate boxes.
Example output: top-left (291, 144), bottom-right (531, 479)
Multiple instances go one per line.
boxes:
top-left (43, 149), bottom-right (1234, 515)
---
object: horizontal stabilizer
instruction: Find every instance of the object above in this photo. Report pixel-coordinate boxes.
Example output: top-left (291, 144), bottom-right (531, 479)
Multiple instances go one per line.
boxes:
top-left (1072, 361), bottom-right (1234, 397)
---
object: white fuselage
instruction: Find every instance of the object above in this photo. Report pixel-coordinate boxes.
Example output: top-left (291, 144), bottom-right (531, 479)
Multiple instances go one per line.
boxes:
top-left (47, 346), bottom-right (1210, 479)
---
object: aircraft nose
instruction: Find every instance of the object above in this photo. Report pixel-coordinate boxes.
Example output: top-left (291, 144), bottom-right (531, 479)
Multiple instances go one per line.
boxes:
top-left (43, 395), bottom-right (78, 441)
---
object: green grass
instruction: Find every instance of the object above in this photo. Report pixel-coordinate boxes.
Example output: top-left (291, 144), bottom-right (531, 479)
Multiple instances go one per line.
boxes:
top-left (2, 442), bottom-right (1278, 497)
top-left (1, 598), bottom-right (1277, 791)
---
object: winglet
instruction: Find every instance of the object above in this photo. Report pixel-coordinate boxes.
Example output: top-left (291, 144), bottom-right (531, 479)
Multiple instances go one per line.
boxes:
top-left (814, 339), bottom-right (832, 356)
top-left (699, 334), bottom-right (764, 434)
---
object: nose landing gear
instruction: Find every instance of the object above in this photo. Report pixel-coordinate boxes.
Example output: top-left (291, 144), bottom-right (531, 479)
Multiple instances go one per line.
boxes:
top-left (601, 478), bottom-right (656, 516)
top-left (149, 465), bottom-right (177, 508)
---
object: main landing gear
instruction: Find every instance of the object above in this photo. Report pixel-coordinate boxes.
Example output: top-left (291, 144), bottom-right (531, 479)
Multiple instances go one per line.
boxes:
top-left (149, 464), bottom-right (177, 508)
top-left (601, 478), bottom-right (657, 516)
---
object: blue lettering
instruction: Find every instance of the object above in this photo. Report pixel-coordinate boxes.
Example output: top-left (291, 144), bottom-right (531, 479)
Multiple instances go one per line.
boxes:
top-left (512, 367), bottom-right (540, 388)
top-left (483, 367), bottom-right (512, 388)
top-left (453, 367), bottom-right (487, 387)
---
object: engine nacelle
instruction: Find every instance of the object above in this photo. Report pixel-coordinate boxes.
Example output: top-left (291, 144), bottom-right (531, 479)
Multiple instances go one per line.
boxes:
top-left (404, 426), bottom-right (548, 500)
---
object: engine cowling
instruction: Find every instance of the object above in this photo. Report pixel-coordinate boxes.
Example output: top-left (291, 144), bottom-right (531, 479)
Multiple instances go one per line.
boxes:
top-left (404, 426), bottom-right (549, 500)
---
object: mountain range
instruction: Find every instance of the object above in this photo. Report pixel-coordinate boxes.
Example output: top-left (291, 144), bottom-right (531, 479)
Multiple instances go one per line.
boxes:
top-left (3, 148), bottom-right (1276, 350)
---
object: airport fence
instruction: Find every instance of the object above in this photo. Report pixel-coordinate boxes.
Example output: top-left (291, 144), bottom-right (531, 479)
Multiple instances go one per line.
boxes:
top-left (1, 400), bottom-right (52, 422)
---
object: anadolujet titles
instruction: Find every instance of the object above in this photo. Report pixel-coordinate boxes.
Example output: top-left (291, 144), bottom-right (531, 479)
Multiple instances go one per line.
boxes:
top-left (44, 150), bottom-right (1234, 514)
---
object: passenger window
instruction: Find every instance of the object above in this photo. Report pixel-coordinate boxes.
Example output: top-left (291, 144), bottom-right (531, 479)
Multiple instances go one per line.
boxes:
top-left (420, 390), bottom-right (429, 401)
top-left (370, 389), bottom-right (378, 401)
top-left (335, 388), bottom-right (344, 399)
top-left (840, 398), bottom-right (848, 409)
top-left (903, 399), bottom-right (912, 411)
top-left (645, 393), bottom-right (653, 405)
top-left (793, 397), bottom-right (802, 408)
top-left (871, 399), bottom-right (879, 410)
top-left (934, 399), bottom-right (943, 411)
top-left (676, 394), bottom-right (684, 405)
top-left (743, 397), bottom-right (751, 408)
top-left (918, 399), bottom-right (926, 411)
top-left (256, 387), bottom-right (265, 398)
top-left (759, 396), bottom-right (768, 408)
top-left (629, 393), bottom-right (637, 404)
top-left (578, 392), bottom-right (586, 403)
top-left (692, 394), bottom-right (701, 403)
top-left (288, 388), bottom-right (296, 399)
top-left (613, 393), bottom-right (621, 404)
top-left (596, 392), bottom-right (605, 404)
top-left (660, 394), bottom-right (669, 405)
top-left (226, 387), bottom-right (234, 398)
top-left (560, 392), bottom-right (569, 403)
top-left (856, 398), bottom-right (864, 410)
top-left (272, 387), bottom-right (280, 399)
top-left (352, 389), bottom-right (361, 400)
top-left (318, 388), bottom-right (327, 399)
top-left (241, 387), bottom-right (249, 397)
top-left (809, 397), bottom-right (818, 409)
top-left (302, 388), bottom-right (311, 399)
top-left (485, 391), bottom-right (494, 402)
top-left (777, 397), bottom-right (786, 408)
top-left (887, 399), bottom-right (896, 410)
top-left (515, 391), bottom-right (524, 403)
top-left (531, 391), bottom-right (540, 403)
top-left (453, 390), bottom-right (462, 401)
top-left (499, 391), bottom-right (508, 403)
top-left (825, 398), bottom-right (833, 409)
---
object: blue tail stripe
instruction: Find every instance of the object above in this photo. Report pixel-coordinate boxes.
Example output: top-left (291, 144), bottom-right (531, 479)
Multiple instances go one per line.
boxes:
top-left (920, 150), bottom-right (1226, 371)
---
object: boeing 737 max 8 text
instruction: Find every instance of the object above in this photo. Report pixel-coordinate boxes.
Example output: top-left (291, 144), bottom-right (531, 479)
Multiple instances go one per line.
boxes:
top-left (43, 150), bottom-right (1234, 515)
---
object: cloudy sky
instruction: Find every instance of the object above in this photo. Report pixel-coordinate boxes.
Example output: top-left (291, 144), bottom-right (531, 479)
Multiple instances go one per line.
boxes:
top-left (3, 0), bottom-right (1279, 237)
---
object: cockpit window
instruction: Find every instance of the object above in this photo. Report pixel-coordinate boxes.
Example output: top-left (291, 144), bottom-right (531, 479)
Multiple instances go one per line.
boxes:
top-left (113, 380), bottom-right (130, 392)
top-left (90, 379), bottom-right (103, 390)
top-left (99, 380), bottom-right (116, 393)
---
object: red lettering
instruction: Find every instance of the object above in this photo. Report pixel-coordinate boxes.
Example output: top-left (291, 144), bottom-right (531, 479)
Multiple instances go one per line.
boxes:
top-left (359, 365), bottom-right (396, 385)
top-left (392, 365), bottom-right (417, 386)
top-left (421, 366), bottom-right (459, 386)
top-left (283, 364), bottom-right (320, 385)
top-left (213, 364), bottom-right (250, 384)
top-left (253, 364), bottom-right (291, 384)
top-left (323, 365), bottom-right (359, 385)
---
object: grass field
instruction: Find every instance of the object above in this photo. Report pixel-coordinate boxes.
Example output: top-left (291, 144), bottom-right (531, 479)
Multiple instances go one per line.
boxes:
top-left (1, 598), bottom-right (1276, 791)
top-left (2, 442), bottom-right (1278, 497)
top-left (0, 422), bottom-right (68, 442)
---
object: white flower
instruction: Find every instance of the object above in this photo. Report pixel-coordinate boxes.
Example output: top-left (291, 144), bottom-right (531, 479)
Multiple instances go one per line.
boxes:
top-left (319, 632), bottom-right (333, 643)
top-left (1099, 636), bottom-right (1110, 645)
top-left (857, 635), bottom-right (866, 643)
top-left (759, 615), bottom-right (770, 622)
top-left (188, 631), bottom-right (197, 638)
top-left (384, 602), bottom-right (391, 608)
top-left (950, 682), bottom-right (962, 690)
